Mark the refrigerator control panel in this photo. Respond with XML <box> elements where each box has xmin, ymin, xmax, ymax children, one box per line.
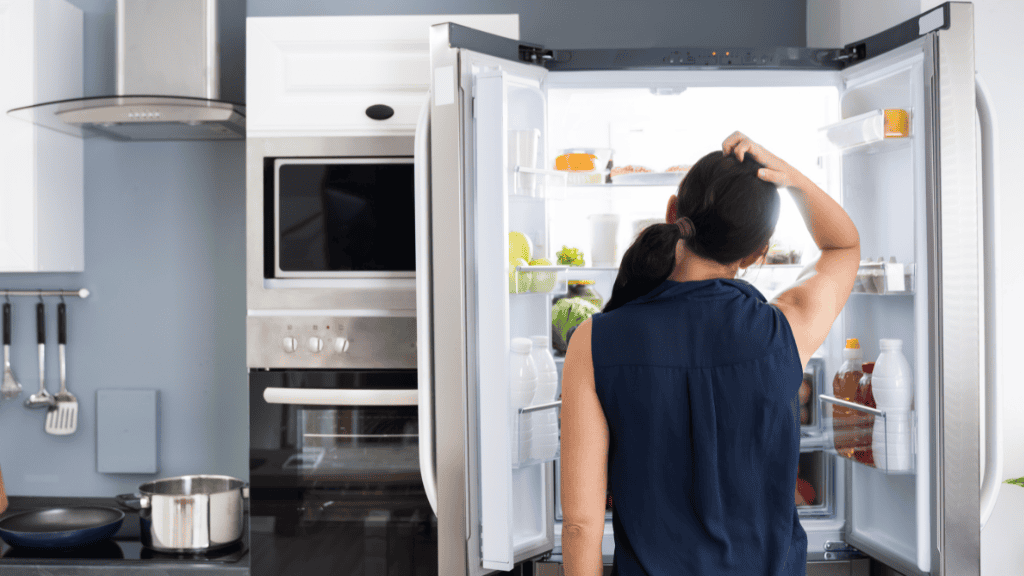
<box><xmin>246</xmin><ymin>315</ymin><xmax>416</xmax><ymax>370</ymax></box>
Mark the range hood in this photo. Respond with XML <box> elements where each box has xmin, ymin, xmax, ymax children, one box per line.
<box><xmin>8</xmin><ymin>0</ymin><xmax>244</xmax><ymax>141</ymax></box>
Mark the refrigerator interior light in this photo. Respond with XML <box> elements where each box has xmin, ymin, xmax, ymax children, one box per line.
<box><xmin>820</xmin><ymin>109</ymin><xmax>910</xmax><ymax>149</ymax></box>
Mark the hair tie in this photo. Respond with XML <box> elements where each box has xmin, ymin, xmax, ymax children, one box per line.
<box><xmin>675</xmin><ymin>217</ymin><xmax>696</xmax><ymax>239</ymax></box>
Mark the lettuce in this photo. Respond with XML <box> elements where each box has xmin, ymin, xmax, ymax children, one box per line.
<box><xmin>552</xmin><ymin>297</ymin><xmax>600</xmax><ymax>347</ymax></box>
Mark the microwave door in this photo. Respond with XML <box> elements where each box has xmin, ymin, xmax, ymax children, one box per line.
<box><xmin>273</xmin><ymin>158</ymin><xmax>416</xmax><ymax>279</ymax></box>
<box><xmin>831</xmin><ymin>4</ymin><xmax>980</xmax><ymax>575</ymax></box>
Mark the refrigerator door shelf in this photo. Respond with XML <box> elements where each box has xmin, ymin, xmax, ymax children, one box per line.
<box><xmin>514</xmin><ymin>402</ymin><xmax>561</xmax><ymax>469</ymax></box>
<box><xmin>514</xmin><ymin>166</ymin><xmax>568</xmax><ymax>199</ymax></box>
<box><xmin>819</xmin><ymin>108</ymin><xmax>912</xmax><ymax>151</ymax></box>
<box><xmin>819</xmin><ymin>395</ymin><xmax>916</xmax><ymax>476</ymax></box>
<box><xmin>850</xmin><ymin>261</ymin><xmax>915</xmax><ymax>295</ymax></box>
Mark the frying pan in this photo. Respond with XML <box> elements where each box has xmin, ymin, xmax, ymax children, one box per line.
<box><xmin>0</xmin><ymin>507</ymin><xmax>124</xmax><ymax>548</ymax></box>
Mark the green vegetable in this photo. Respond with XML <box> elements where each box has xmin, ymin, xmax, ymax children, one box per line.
<box><xmin>1006</xmin><ymin>477</ymin><xmax>1024</xmax><ymax>488</ymax></box>
<box><xmin>556</xmin><ymin>245</ymin><xmax>585</xmax><ymax>267</ymax></box>
<box><xmin>552</xmin><ymin>296</ymin><xmax>600</xmax><ymax>343</ymax></box>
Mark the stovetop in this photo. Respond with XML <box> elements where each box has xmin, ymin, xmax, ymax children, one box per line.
<box><xmin>0</xmin><ymin>538</ymin><xmax>248</xmax><ymax>563</ymax></box>
<box><xmin>0</xmin><ymin>497</ymin><xmax>249</xmax><ymax>567</ymax></box>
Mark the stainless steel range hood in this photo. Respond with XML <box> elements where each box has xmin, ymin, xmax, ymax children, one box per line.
<box><xmin>8</xmin><ymin>0</ymin><xmax>244</xmax><ymax>141</ymax></box>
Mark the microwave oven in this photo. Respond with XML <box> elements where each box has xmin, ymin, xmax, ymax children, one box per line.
<box><xmin>246</xmin><ymin>136</ymin><xmax>418</xmax><ymax>316</ymax></box>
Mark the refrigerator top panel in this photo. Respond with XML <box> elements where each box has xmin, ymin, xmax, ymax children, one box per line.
<box><xmin>439</xmin><ymin>2</ymin><xmax>952</xmax><ymax>72</ymax></box>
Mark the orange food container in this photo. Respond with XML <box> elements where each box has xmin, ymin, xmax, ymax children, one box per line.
<box><xmin>555</xmin><ymin>153</ymin><xmax>597</xmax><ymax>171</ymax></box>
<box><xmin>883</xmin><ymin>109</ymin><xmax>910</xmax><ymax>138</ymax></box>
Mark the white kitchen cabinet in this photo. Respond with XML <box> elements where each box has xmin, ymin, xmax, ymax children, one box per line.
<box><xmin>0</xmin><ymin>0</ymin><xmax>84</xmax><ymax>273</ymax></box>
<box><xmin>246</xmin><ymin>14</ymin><xmax>519</xmax><ymax>138</ymax></box>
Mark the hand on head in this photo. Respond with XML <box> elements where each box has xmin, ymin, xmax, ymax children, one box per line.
<box><xmin>722</xmin><ymin>131</ymin><xmax>796</xmax><ymax>188</ymax></box>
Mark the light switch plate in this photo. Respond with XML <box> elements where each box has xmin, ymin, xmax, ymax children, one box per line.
<box><xmin>96</xmin><ymin>389</ymin><xmax>159</xmax><ymax>474</ymax></box>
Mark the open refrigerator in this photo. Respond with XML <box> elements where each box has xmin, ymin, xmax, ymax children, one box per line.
<box><xmin>417</xmin><ymin>3</ymin><xmax>996</xmax><ymax>575</ymax></box>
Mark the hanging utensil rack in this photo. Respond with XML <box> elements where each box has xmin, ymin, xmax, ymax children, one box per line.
<box><xmin>1</xmin><ymin>289</ymin><xmax>89</xmax><ymax>299</ymax></box>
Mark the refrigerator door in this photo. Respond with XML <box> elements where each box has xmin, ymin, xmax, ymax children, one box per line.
<box><xmin>834</xmin><ymin>4</ymin><xmax>978</xmax><ymax>575</ymax></box>
<box><xmin>429</xmin><ymin>24</ymin><xmax>556</xmax><ymax>575</ymax></box>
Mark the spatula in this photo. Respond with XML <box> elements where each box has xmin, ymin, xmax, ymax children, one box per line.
<box><xmin>45</xmin><ymin>302</ymin><xmax>76</xmax><ymax>435</ymax></box>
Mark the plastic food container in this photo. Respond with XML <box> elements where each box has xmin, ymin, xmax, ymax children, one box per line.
<box><xmin>555</xmin><ymin>148</ymin><xmax>613</xmax><ymax>185</ymax></box>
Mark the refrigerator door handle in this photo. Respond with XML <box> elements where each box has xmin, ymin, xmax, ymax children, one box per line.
<box><xmin>415</xmin><ymin>90</ymin><xmax>439</xmax><ymax>516</ymax></box>
<box><xmin>977</xmin><ymin>73</ymin><xmax>1002</xmax><ymax>530</ymax></box>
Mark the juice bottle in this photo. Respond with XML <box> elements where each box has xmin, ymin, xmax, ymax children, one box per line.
<box><xmin>832</xmin><ymin>338</ymin><xmax>863</xmax><ymax>458</ymax></box>
<box><xmin>853</xmin><ymin>362</ymin><xmax>876</xmax><ymax>465</ymax></box>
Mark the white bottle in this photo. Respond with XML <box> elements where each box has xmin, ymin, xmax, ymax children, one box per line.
<box><xmin>530</xmin><ymin>335</ymin><xmax>559</xmax><ymax>461</ymax></box>
<box><xmin>871</xmin><ymin>338</ymin><xmax>913</xmax><ymax>411</ymax></box>
<box><xmin>510</xmin><ymin>337</ymin><xmax>538</xmax><ymax>466</ymax></box>
<box><xmin>871</xmin><ymin>338</ymin><xmax>913</xmax><ymax>471</ymax></box>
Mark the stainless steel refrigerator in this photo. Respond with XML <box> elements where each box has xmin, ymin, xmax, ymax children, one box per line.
<box><xmin>414</xmin><ymin>3</ymin><xmax>996</xmax><ymax>574</ymax></box>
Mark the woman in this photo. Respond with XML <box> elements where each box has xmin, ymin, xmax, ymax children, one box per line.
<box><xmin>560</xmin><ymin>132</ymin><xmax>859</xmax><ymax>576</ymax></box>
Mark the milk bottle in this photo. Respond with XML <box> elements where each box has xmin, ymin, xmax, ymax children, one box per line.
<box><xmin>510</xmin><ymin>338</ymin><xmax>538</xmax><ymax>466</ymax></box>
<box><xmin>530</xmin><ymin>335</ymin><xmax>560</xmax><ymax>461</ymax></box>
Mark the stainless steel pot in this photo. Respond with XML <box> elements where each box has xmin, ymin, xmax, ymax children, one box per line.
<box><xmin>116</xmin><ymin>474</ymin><xmax>246</xmax><ymax>552</ymax></box>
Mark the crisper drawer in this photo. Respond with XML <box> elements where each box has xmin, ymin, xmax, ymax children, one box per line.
<box><xmin>797</xmin><ymin>447</ymin><xmax>836</xmax><ymax>520</ymax></box>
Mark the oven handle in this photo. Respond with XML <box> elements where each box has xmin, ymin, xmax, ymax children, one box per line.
<box><xmin>414</xmin><ymin>90</ymin><xmax>438</xmax><ymax>516</ymax></box>
<box><xmin>262</xmin><ymin>388</ymin><xmax>418</xmax><ymax>406</ymax></box>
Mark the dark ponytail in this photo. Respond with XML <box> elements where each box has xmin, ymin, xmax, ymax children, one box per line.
<box><xmin>602</xmin><ymin>149</ymin><xmax>780</xmax><ymax>313</ymax></box>
<box><xmin>675</xmin><ymin>151</ymin><xmax>780</xmax><ymax>265</ymax></box>
<box><xmin>603</xmin><ymin>223</ymin><xmax>681</xmax><ymax>313</ymax></box>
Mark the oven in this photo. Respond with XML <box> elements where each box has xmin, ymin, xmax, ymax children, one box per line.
<box><xmin>247</xmin><ymin>316</ymin><xmax>436</xmax><ymax>576</ymax></box>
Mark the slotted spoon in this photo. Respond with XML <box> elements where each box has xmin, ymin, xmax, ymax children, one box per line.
<box><xmin>45</xmin><ymin>302</ymin><xmax>76</xmax><ymax>435</ymax></box>
<box><xmin>2</xmin><ymin>303</ymin><xmax>22</xmax><ymax>400</ymax></box>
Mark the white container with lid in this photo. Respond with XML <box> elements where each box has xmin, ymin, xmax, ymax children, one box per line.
<box><xmin>510</xmin><ymin>337</ymin><xmax>538</xmax><ymax>465</ymax></box>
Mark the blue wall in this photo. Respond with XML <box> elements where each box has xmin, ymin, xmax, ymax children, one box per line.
<box><xmin>0</xmin><ymin>0</ymin><xmax>248</xmax><ymax>497</ymax></box>
<box><xmin>0</xmin><ymin>0</ymin><xmax>805</xmax><ymax>497</ymax></box>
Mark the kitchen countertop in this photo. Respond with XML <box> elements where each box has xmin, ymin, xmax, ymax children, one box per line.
<box><xmin>0</xmin><ymin>496</ymin><xmax>250</xmax><ymax>576</ymax></box>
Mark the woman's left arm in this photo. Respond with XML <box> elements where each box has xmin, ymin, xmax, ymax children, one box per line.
<box><xmin>560</xmin><ymin>318</ymin><xmax>609</xmax><ymax>576</ymax></box>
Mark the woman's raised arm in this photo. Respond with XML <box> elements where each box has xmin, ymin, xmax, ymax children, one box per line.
<box><xmin>723</xmin><ymin>131</ymin><xmax>860</xmax><ymax>367</ymax></box>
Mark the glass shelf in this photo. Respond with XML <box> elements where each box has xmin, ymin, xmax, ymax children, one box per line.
<box><xmin>559</xmin><ymin>182</ymin><xmax>679</xmax><ymax>189</ymax></box>
<box><xmin>819</xmin><ymin>394</ymin><xmax>915</xmax><ymax>475</ymax></box>
<box><xmin>513</xmin><ymin>401</ymin><xmax>561</xmax><ymax>469</ymax></box>
<box><xmin>561</xmin><ymin>266</ymin><xmax>618</xmax><ymax>283</ymax></box>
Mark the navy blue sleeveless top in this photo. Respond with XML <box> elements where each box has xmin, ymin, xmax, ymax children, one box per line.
<box><xmin>591</xmin><ymin>279</ymin><xmax>806</xmax><ymax>576</ymax></box>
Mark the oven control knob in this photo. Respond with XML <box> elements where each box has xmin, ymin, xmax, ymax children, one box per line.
<box><xmin>282</xmin><ymin>337</ymin><xmax>298</xmax><ymax>353</ymax></box>
<box><xmin>307</xmin><ymin>337</ymin><xmax>324</xmax><ymax>353</ymax></box>
<box><xmin>333</xmin><ymin>337</ymin><xmax>350</xmax><ymax>353</ymax></box>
